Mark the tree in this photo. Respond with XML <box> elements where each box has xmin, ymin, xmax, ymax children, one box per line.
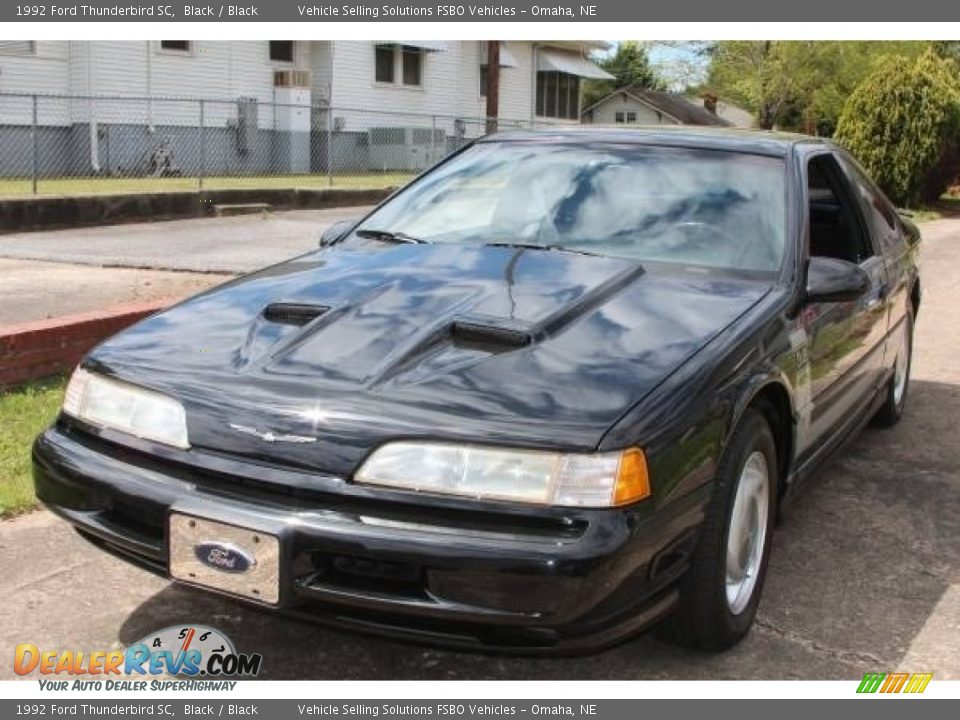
<box><xmin>932</xmin><ymin>41</ymin><xmax>960</xmax><ymax>62</ymax></box>
<box><xmin>582</xmin><ymin>41</ymin><xmax>664</xmax><ymax>110</ymax></box>
<box><xmin>704</xmin><ymin>41</ymin><xmax>928</xmax><ymax>134</ymax></box>
<box><xmin>602</xmin><ymin>41</ymin><xmax>663</xmax><ymax>89</ymax></box>
<box><xmin>705</xmin><ymin>41</ymin><xmax>790</xmax><ymax>129</ymax></box>
<box><xmin>834</xmin><ymin>49</ymin><xmax>960</xmax><ymax>206</ymax></box>
<box><xmin>647</xmin><ymin>41</ymin><xmax>711</xmax><ymax>91</ymax></box>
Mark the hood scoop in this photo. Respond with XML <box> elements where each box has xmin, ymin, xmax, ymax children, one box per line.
<box><xmin>449</xmin><ymin>321</ymin><xmax>532</xmax><ymax>350</ymax></box>
<box><xmin>263</xmin><ymin>303</ymin><xmax>329</xmax><ymax>326</ymax></box>
<box><xmin>232</xmin><ymin>302</ymin><xmax>331</xmax><ymax>372</ymax></box>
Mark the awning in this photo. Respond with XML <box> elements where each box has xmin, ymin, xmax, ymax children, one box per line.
<box><xmin>536</xmin><ymin>49</ymin><xmax>613</xmax><ymax>80</ymax></box>
<box><xmin>389</xmin><ymin>41</ymin><xmax>449</xmax><ymax>53</ymax></box>
<box><xmin>480</xmin><ymin>41</ymin><xmax>520</xmax><ymax>69</ymax></box>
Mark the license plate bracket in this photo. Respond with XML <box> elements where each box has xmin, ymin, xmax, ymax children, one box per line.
<box><xmin>169</xmin><ymin>513</ymin><xmax>280</xmax><ymax>605</ymax></box>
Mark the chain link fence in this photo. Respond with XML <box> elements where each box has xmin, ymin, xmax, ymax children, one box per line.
<box><xmin>0</xmin><ymin>93</ymin><xmax>560</xmax><ymax>197</ymax></box>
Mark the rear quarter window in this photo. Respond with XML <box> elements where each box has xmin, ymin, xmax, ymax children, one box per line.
<box><xmin>837</xmin><ymin>153</ymin><xmax>905</xmax><ymax>254</ymax></box>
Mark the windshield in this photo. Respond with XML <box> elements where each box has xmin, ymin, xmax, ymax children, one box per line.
<box><xmin>352</xmin><ymin>142</ymin><xmax>788</xmax><ymax>273</ymax></box>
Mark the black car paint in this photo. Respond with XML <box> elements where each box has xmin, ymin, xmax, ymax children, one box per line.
<box><xmin>33</xmin><ymin>128</ymin><xmax>920</xmax><ymax>653</ymax></box>
<box><xmin>78</xmin><ymin>245</ymin><xmax>770</xmax><ymax>474</ymax></box>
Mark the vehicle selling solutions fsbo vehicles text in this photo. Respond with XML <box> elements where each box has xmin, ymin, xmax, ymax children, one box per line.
<box><xmin>296</xmin><ymin>5</ymin><xmax>597</xmax><ymax>17</ymax></box>
<box><xmin>296</xmin><ymin>5</ymin><xmax>517</xmax><ymax>17</ymax></box>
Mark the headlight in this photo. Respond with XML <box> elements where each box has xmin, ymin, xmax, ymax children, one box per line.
<box><xmin>62</xmin><ymin>368</ymin><xmax>190</xmax><ymax>449</ymax></box>
<box><xmin>355</xmin><ymin>442</ymin><xmax>650</xmax><ymax>507</ymax></box>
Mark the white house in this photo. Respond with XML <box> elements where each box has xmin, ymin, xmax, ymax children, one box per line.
<box><xmin>0</xmin><ymin>40</ymin><xmax>611</xmax><ymax>177</ymax></box>
<box><xmin>711</xmin><ymin>97</ymin><xmax>754</xmax><ymax>129</ymax></box>
<box><xmin>581</xmin><ymin>86</ymin><xmax>732</xmax><ymax>128</ymax></box>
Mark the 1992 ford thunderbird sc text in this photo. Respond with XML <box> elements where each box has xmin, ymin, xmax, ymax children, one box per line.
<box><xmin>34</xmin><ymin>129</ymin><xmax>920</xmax><ymax>653</ymax></box>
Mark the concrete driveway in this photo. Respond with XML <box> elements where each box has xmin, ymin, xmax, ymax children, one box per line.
<box><xmin>0</xmin><ymin>259</ymin><xmax>226</xmax><ymax>325</ymax></box>
<box><xmin>2</xmin><ymin>218</ymin><xmax>959</xmax><ymax>681</ymax></box>
<box><xmin>0</xmin><ymin>207</ymin><xmax>374</xmax><ymax>274</ymax></box>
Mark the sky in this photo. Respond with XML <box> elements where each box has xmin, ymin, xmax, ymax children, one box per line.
<box><xmin>649</xmin><ymin>43</ymin><xmax>709</xmax><ymax>88</ymax></box>
<box><xmin>601</xmin><ymin>41</ymin><xmax>710</xmax><ymax>91</ymax></box>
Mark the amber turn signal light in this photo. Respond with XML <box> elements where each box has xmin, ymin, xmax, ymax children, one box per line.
<box><xmin>613</xmin><ymin>448</ymin><xmax>651</xmax><ymax>505</ymax></box>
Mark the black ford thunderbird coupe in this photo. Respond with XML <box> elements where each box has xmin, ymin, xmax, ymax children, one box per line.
<box><xmin>34</xmin><ymin>128</ymin><xmax>920</xmax><ymax>653</ymax></box>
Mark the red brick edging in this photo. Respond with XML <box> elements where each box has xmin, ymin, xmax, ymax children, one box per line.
<box><xmin>0</xmin><ymin>299</ymin><xmax>174</xmax><ymax>388</ymax></box>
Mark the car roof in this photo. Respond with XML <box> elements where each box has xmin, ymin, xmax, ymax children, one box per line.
<box><xmin>480</xmin><ymin>126</ymin><xmax>825</xmax><ymax>157</ymax></box>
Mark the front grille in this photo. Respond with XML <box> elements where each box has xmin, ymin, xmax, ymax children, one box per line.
<box><xmin>298</xmin><ymin>551</ymin><xmax>427</xmax><ymax>600</ymax></box>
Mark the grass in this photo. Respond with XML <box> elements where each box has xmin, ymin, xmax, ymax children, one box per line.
<box><xmin>0</xmin><ymin>376</ymin><xmax>66</xmax><ymax>518</ymax></box>
<box><xmin>907</xmin><ymin>207</ymin><xmax>943</xmax><ymax>223</ymax></box>
<box><xmin>901</xmin><ymin>194</ymin><xmax>960</xmax><ymax>223</ymax></box>
<box><xmin>0</xmin><ymin>172</ymin><xmax>415</xmax><ymax>198</ymax></box>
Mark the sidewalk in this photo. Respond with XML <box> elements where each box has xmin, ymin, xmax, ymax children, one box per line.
<box><xmin>0</xmin><ymin>259</ymin><xmax>224</xmax><ymax>327</ymax></box>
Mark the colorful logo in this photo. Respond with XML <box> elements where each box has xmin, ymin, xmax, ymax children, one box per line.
<box><xmin>14</xmin><ymin>625</ymin><xmax>262</xmax><ymax>678</ymax></box>
<box><xmin>857</xmin><ymin>672</ymin><xmax>933</xmax><ymax>694</ymax></box>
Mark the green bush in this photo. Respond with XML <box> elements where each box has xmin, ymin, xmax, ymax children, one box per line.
<box><xmin>834</xmin><ymin>49</ymin><xmax>960</xmax><ymax>207</ymax></box>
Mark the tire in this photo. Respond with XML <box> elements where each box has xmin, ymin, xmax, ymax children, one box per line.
<box><xmin>873</xmin><ymin>308</ymin><xmax>914</xmax><ymax>428</ymax></box>
<box><xmin>661</xmin><ymin>407</ymin><xmax>778</xmax><ymax>651</ymax></box>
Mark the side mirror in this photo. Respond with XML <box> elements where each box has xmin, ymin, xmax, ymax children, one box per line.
<box><xmin>319</xmin><ymin>219</ymin><xmax>356</xmax><ymax>247</ymax></box>
<box><xmin>806</xmin><ymin>256</ymin><xmax>870</xmax><ymax>304</ymax></box>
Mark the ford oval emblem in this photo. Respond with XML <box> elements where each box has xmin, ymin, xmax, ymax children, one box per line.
<box><xmin>194</xmin><ymin>542</ymin><xmax>256</xmax><ymax>574</ymax></box>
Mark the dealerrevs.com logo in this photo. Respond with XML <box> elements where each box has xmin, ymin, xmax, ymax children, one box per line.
<box><xmin>14</xmin><ymin>625</ymin><xmax>262</xmax><ymax>683</ymax></box>
<box><xmin>857</xmin><ymin>672</ymin><xmax>933</xmax><ymax>694</ymax></box>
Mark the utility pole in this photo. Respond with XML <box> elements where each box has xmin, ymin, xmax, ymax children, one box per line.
<box><xmin>485</xmin><ymin>40</ymin><xmax>500</xmax><ymax>134</ymax></box>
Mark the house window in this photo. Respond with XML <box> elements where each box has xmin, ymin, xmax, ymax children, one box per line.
<box><xmin>401</xmin><ymin>45</ymin><xmax>422</xmax><ymax>86</ymax></box>
<box><xmin>160</xmin><ymin>41</ymin><xmax>191</xmax><ymax>53</ymax></box>
<box><xmin>480</xmin><ymin>65</ymin><xmax>488</xmax><ymax>97</ymax></box>
<box><xmin>375</xmin><ymin>44</ymin><xmax>395</xmax><ymax>83</ymax></box>
<box><xmin>536</xmin><ymin>71</ymin><xmax>581</xmax><ymax>120</ymax></box>
<box><xmin>615</xmin><ymin>111</ymin><xmax>625</xmax><ymax>124</ymax></box>
<box><xmin>626</xmin><ymin>112</ymin><xmax>637</xmax><ymax>123</ymax></box>
<box><xmin>375</xmin><ymin>44</ymin><xmax>424</xmax><ymax>87</ymax></box>
<box><xmin>269</xmin><ymin>41</ymin><xmax>294</xmax><ymax>63</ymax></box>
<box><xmin>0</xmin><ymin>41</ymin><xmax>36</xmax><ymax>56</ymax></box>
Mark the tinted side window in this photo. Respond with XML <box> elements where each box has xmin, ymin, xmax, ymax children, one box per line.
<box><xmin>837</xmin><ymin>153</ymin><xmax>904</xmax><ymax>254</ymax></box>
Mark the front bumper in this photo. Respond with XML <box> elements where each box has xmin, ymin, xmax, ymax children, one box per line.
<box><xmin>33</xmin><ymin>422</ymin><xmax>710</xmax><ymax>654</ymax></box>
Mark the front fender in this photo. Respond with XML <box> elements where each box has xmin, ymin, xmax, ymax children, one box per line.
<box><xmin>599</xmin><ymin>294</ymin><xmax>799</xmax><ymax>513</ymax></box>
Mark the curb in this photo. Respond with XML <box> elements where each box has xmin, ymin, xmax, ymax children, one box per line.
<box><xmin>0</xmin><ymin>186</ymin><xmax>393</xmax><ymax>234</ymax></box>
<box><xmin>0</xmin><ymin>299</ymin><xmax>173</xmax><ymax>388</ymax></box>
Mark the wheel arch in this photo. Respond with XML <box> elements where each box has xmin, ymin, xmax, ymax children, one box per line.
<box><xmin>728</xmin><ymin>379</ymin><xmax>795</xmax><ymax>503</ymax></box>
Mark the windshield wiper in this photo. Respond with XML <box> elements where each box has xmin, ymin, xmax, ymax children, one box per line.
<box><xmin>355</xmin><ymin>228</ymin><xmax>429</xmax><ymax>245</ymax></box>
<box><xmin>484</xmin><ymin>241</ymin><xmax>600</xmax><ymax>257</ymax></box>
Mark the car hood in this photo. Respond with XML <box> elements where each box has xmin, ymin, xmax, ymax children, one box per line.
<box><xmin>88</xmin><ymin>242</ymin><xmax>771</xmax><ymax>475</ymax></box>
